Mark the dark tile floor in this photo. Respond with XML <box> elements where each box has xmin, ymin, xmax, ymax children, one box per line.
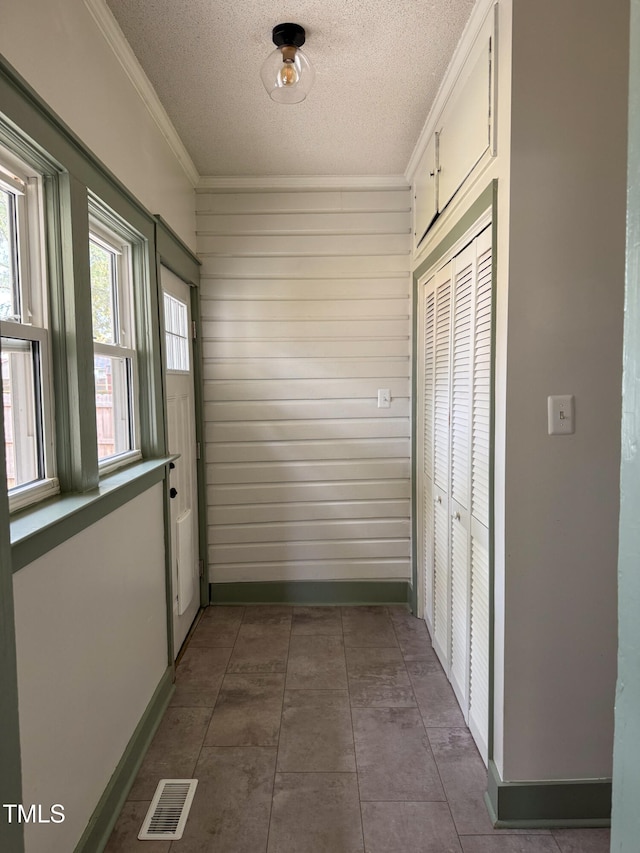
<box><xmin>105</xmin><ymin>605</ymin><xmax>611</xmax><ymax>853</ymax></box>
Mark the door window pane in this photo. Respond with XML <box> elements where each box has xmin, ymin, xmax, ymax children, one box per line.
<box><xmin>163</xmin><ymin>292</ymin><xmax>190</xmax><ymax>372</ymax></box>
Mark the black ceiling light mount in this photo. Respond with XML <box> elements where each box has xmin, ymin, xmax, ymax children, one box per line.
<box><xmin>271</xmin><ymin>22</ymin><xmax>306</xmax><ymax>49</ymax></box>
<box><xmin>260</xmin><ymin>22</ymin><xmax>315</xmax><ymax>104</ymax></box>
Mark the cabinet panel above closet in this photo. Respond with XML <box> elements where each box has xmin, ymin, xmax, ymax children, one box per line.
<box><xmin>413</xmin><ymin>6</ymin><xmax>496</xmax><ymax>251</ymax></box>
<box><xmin>438</xmin><ymin>44</ymin><xmax>492</xmax><ymax>213</ymax></box>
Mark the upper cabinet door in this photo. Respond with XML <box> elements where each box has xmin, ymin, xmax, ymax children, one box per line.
<box><xmin>438</xmin><ymin>42</ymin><xmax>492</xmax><ymax>212</ymax></box>
<box><xmin>414</xmin><ymin>132</ymin><xmax>438</xmax><ymax>250</ymax></box>
<box><xmin>411</xmin><ymin>5</ymin><xmax>496</xmax><ymax>246</ymax></box>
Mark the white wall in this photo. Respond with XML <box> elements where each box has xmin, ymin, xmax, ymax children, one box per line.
<box><xmin>1</xmin><ymin>0</ymin><xmax>196</xmax><ymax>248</ymax></box>
<box><xmin>501</xmin><ymin>0</ymin><xmax>628</xmax><ymax>781</ymax></box>
<box><xmin>197</xmin><ymin>184</ymin><xmax>412</xmax><ymax>586</ymax></box>
<box><xmin>12</xmin><ymin>484</ymin><xmax>167</xmax><ymax>853</ymax></box>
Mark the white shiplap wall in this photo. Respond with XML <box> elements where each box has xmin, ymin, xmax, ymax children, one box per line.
<box><xmin>196</xmin><ymin>184</ymin><xmax>412</xmax><ymax>586</ymax></box>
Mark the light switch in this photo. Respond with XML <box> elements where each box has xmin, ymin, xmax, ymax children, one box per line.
<box><xmin>548</xmin><ymin>395</ymin><xmax>575</xmax><ymax>435</ymax></box>
<box><xmin>377</xmin><ymin>389</ymin><xmax>391</xmax><ymax>409</ymax></box>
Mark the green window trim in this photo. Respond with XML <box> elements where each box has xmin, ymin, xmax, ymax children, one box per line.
<box><xmin>0</xmin><ymin>51</ymin><xmax>202</xmax><ymax>851</ymax></box>
<box><xmin>0</xmin><ymin>57</ymin><xmax>168</xmax><ymax>511</ymax></box>
<box><xmin>10</xmin><ymin>456</ymin><xmax>177</xmax><ymax>573</ymax></box>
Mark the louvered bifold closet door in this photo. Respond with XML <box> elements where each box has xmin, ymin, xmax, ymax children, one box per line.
<box><xmin>420</xmin><ymin>284</ymin><xmax>436</xmax><ymax>632</ymax></box>
<box><xmin>432</xmin><ymin>264</ymin><xmax>452</xmax><ymax>667</ymax></box>
<box><xmin>471</xmin><ymin>230</ymin><xmax>493</xmax><ymax>528</ymax></box>
<box><xmin>449</xmin><ymin>244</ymin><xmax>475</xmax><ymax>717</ymax></box>
<box><xmin>468</xmin><ymin>226</ymin><xmax>493</xmax><ymax>765</ymax></box>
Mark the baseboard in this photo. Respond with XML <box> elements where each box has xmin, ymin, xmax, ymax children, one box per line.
<box><xmin>209</xmin><ymin>580</ymin><xmax>412</xmax><ymax>606</ymax></box>
<box><xmin>73</xmin><ymin>666</ymin><xmax>175</xmax><ymax>853</ymax></box>
<box><xmin>486</xmin><ymin>760</ymin><xmax>611</xmax><ymax>828</ymax></box>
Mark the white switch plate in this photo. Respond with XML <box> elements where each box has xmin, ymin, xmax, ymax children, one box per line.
<box><xmin>377</xmin><ymin>389</ymin><xmax>391</xmax><ymax>409</ymax></box>
<box><xmin>548</xmin><ymin>395</ymin><xmax>575</xmax><ymax>435</ymax></box>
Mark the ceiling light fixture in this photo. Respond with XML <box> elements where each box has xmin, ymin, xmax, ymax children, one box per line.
<box><xmin>260</xmin><ymin>23</ymin><xmax>315</xmax><ymax>104</ymax></box>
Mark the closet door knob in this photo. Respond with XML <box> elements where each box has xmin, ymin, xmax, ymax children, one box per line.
<box><xmin>170</xmin><ymin>487</ymin><xmax>178</xmax><ymax>499</ymax></box>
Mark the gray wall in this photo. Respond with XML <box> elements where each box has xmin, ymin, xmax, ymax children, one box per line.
<box><xmin>501</xmin><ymin>0</ymin><xmax>629</xmax><ymax>780</ymax></box>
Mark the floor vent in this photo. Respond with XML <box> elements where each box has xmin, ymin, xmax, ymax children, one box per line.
<box><xmin>138</xmin><ymin>779</ymin><xmax>198</xmax><ymax>841</ymax></box>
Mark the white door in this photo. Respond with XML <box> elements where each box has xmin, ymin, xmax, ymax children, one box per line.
<box><xmin>449</xmin><ymin>244</ymin><xmax>474</xmax><ymax>717</ymax></box>
<box><xmin>416</xmin><ymin>222</ymin><xmax>493</xmax><ymax>764</ymax></box>
<box><xmin>162</xmin><ymin>266</ymin><xmax>200</xmax><ymax>657</ymax></box>
<box><xmin>432</xmin><ymin>265</ymin><xmax>453</xmax><ymax>669</ymax></box>
<box><xmin>468</xmin><ymin>231</ymin><xmax>493</xmax><ymax>760</ymax></box>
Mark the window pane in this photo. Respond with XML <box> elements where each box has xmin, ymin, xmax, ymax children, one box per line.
<box><xmin>2</xmin><ymin>337</ymin><xmax>42</xmax><ymax>489</ymax></box>
<box><xmin>0</xmin><ymin>189</ymin><xmax>20</xmax><ymax>322</ymax></box>
<box><xmin>90</xmin><ymin>240</ymin><xmax>117</xmax><ymax>344</ymax></box>
<box><xmin>163</xmin><ymin>292</ymin><xmax>190</xmax><ymax>371</ymax></box>
<box><xmin>95</xmin><ymin>354</ymin><xmax>133</xmax><ymax>460</ymax></box>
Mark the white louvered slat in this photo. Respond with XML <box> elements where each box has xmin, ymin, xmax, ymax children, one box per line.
<box><xmin>423</xmin><ymin>481</ymin><xmax>434</xmax><ymax>629</ymax></box>
<box><xmin>421</xmin><ymin>284</ymin><xmax>436</xmax><ymax>628</ymax></box>
<box><xmin>451</xmin><ymin>259</ymin><xmax>473</xmax><ymax>509</ymax></box>
<box><xmin>450</xmin><ymin>511</ymin><xmax>470</xmax><ymax>715</ymax></box>
<box><xmin>472</xmin><ymin>243</ymin><xmax>493</xmax><ymax>526</ymax></box>
<box><xmin>424</xmin><ymin>290</ymin><xmax>435</xmax><ymax>477</ymax></box>
<box><xmin>469</xmin><ymin>532</ymin><xmax>490</xmax><ymax>765</ymax></box>
<box><xmin>434</xmin><ymin>276</ymin><xmax>452</xmax><ymax>490</ymax></box>
<box><xmin>433</xmin><ymin>494</ymin><xmax>449</xmax><ymax>666</ymax></box>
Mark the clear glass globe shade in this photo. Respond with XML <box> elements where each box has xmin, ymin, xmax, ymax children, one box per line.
<box><xmin>260</xmin><ymin>46</ymin><xmax>315</xmax><ymax>104</ymax></box>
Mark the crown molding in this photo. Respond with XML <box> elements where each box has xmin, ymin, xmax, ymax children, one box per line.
<box><xmin>83</xmin><ymin>0</ymin><xmax>199</xmax><ymax>187</ymax></box>
<box><xmin>405</xmin><ymin>0</ymin><xmax>497</xmax><ymax>182</ymax></box>
<box><xmin>197</xmin><ymin>175</ymin><xmax>410</xmax><ymax>192</ymax></box>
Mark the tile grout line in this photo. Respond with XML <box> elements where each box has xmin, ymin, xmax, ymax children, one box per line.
<box><xmin>165</xmin><ymin>608</ymin><xmax>244</xmax><ymax>852</ymax></box>
<box><xmin>264</xmin><ymin>610</ymin><xmax>292</xmax><ymax>853</ymax></box>
<box><xmin>348</xmin><ymin>605</ymin><xmax>368</xmax><ymax>853</ymax></box>
<box><xmin>390</xmin><ymin>607</ymin><xmax>466</xmax><ymax>852</ymax></box>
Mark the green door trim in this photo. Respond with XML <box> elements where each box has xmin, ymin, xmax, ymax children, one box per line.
<box><xmin>155</xmin><ymin>219</ymin><xmax>208</xmax><ymax>624</ymax></box>
<box><xmin>410</xmin><ymin>180</ymin><xmax>498</xmax><ymax>772</ymax></box>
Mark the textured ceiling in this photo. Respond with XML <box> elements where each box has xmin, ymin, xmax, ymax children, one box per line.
<box><xmin>106</xmin><ymin>0</ymin><xmax>475</xmax><ymax>178</ymax></box>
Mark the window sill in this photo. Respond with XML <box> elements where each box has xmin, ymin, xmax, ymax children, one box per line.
<box><xmin>10</xmin><ymin>456</ymin><xmax>177</xmax><ymax>573</ymax></box>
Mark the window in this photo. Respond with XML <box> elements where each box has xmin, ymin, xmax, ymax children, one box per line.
<box><xmin>163</xmin><ymin>292</ymin><xmax>190</xmax><ymax>373</ymax></box>
<box><xmin>1</xmin><ymin>147</ymin><xmax>56</xmax><ymax>510</ymax></box>
<box><xmin>89</xmin><ymin>220</ymin><xmax>139</xmax><ymax>470</ymax></box>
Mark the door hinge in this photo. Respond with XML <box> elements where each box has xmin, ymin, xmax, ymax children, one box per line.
<box><xmin>196</xmin><ymin>441</ymin><xmax>201</xmax><ymax>460</ymax></box>
<box><xmin>198</xmin><ymin>559</ymin><xmax>204</xmax><ymax>578</ymax></box>
<box><xmin>192</xmin><ymin>320</ymin><xmax>197</xmax><ymax>340</ymax></box>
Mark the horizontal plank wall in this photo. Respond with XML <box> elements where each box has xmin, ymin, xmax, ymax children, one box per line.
<box><xmin>196</xmin><ymin>184</ymin><xmax>412</xmax><ymax>597</ymax></box>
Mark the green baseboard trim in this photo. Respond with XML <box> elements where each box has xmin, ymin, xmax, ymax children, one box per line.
<box><xmin>486</xmin><ymin>760</ymin><xmax>611</xmax><ymax>828</ymax></box>
<box><xmin>209</xmin><ymin>580</ymin><xmax>411</xmax><ymax>606</ymax></box>
<box><xmin>73</xmin><ymin>666</ymin><xmax>174</xmax><ymax>853</ymax></box>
